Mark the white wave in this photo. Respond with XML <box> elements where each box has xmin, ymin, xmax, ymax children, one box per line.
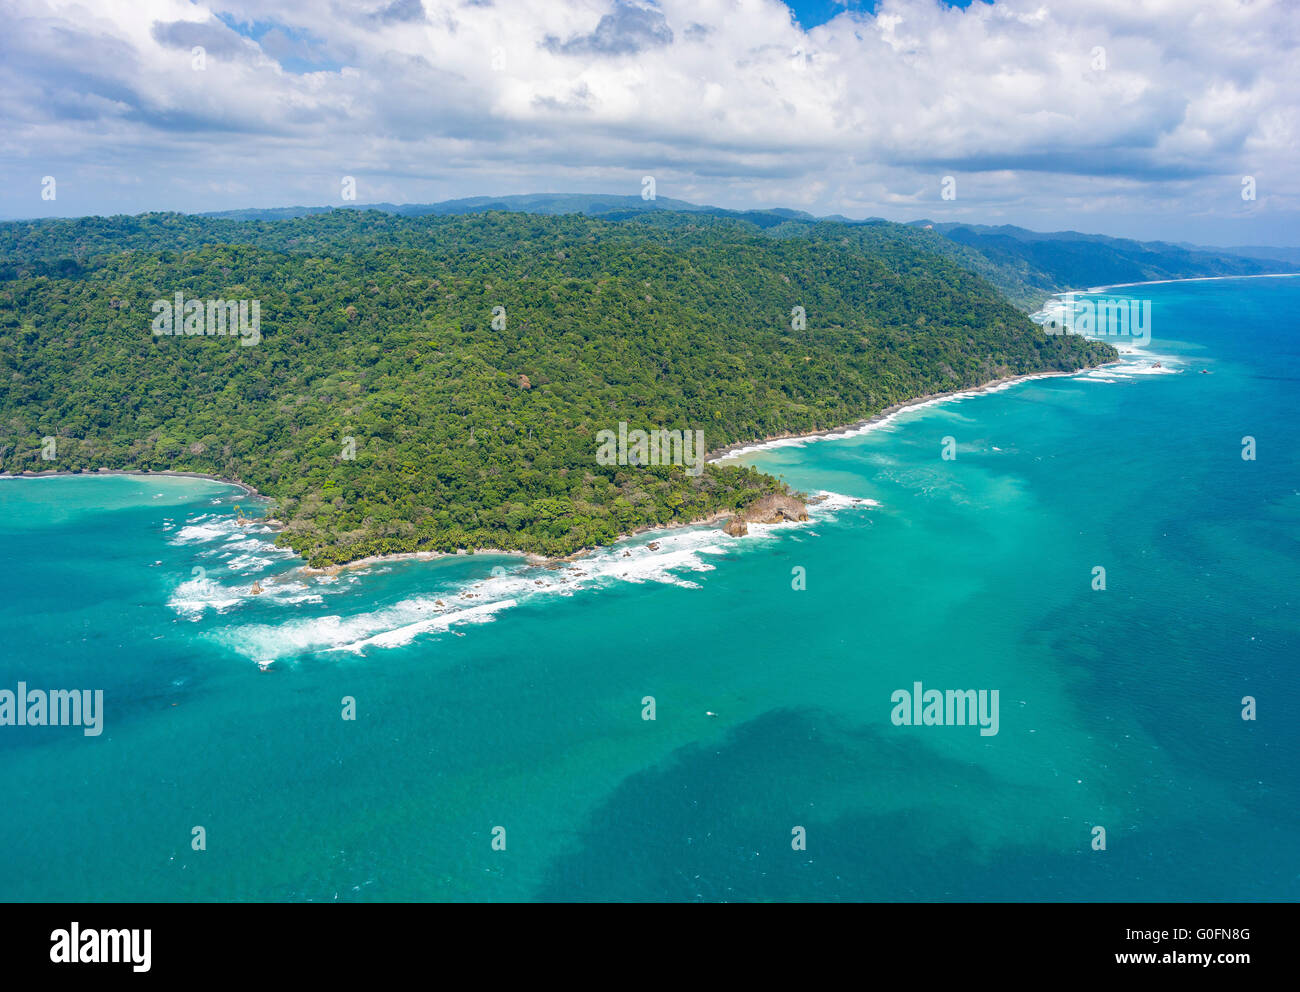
<box><xmin>1081</xmin><ymin>272</ymin><xmax>1300</xmax><ymax>293</ymax></box>
<box><xmin>1032</xmin><ymin>291</ymin><xmax>1188</xmax><ymax>384</ymax></box>
<box><xmin>808</xmin><ymin>491</ymin><xmax>880</xmax><ymax>513</ymax></box>
<box><xmin>170</xmin><ymin>573</ymin><xmax>326</xmax><ymax>620</ymax></box>
<box><xmin>226</xmin><ymin>553</ymin><xmax>276</xmax><ymax>573</ymax></box>
<box><xmin>169</xmin><ymin>575</ymin><xmax>245</xmax><ymax>620</ymax></box>
<box><xmin>712</xmin><ymin>377</ymin><xmax>1070</xmax><ymax>462</ymax></box>
<box><xmin>212</xmin><ymin>490</ymin><xmax>878</xmax><ymax>660</ymax></box>
<box><xmin>219</xmin><ymin>594</ymin><xmax>514</xmax><ymax>660</ymax></box>
<box><xmin>169</xmin><ymin>512</ymin><xmax>282</xmax><ymax>547</ymax></box>
<box><xmin>1095</xmin><ymin>338</ymin><xmax>1183</xmax><ymax>378</ymax></box>
<box><xmin>333</xmin><ymin>599</ymin><xmax>518</xmax><ymax>653</ymax></box>
<box><xmin>170</xmin><ymin>520</ymin><xmax>232</xmax><ymax>545</ymax></box>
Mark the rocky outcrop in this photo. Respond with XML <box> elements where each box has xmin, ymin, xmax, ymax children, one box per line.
<box><xmin>721</xmin><ymin>493</ymin><xmax>807</xmax><ymax>537</ymax></box>
<box><xmin>249</xmin><ymin>580</ymin><xmax>264</xmax><ymax>595</ymax></box>
<box><xmin>740</xmin><ymin>493</ymin><xmax>809</xmax><ymax>524</ymax></box>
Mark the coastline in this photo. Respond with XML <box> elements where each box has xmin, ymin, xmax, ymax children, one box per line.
<box><xmin>1076</xmin><ymin>271</ymin><xmax>1300</xmax><ymax>294</ymax></box>
<box><xmin>298</xmin><ymin>547</ymin><xmax>543</xmax><ymax>576</ymax></box>
<box><xmin>3</xmin><ymin>363</ymin><xmax>1107</xmax><ymax>575</ymax></box>
<box><xmin>707</xmin><ymin>367</ymin><xmax>1088</xmax><ymax>463</ymax></box>
<box><xmin>0</xmin><ymin>467</ymin><xmax>260</xmax><ymax>497</ymax></box>
<box><xmin>302</xmin><ymin>508</ymin><xmax>749</xmax><ymax>575</ymax></box>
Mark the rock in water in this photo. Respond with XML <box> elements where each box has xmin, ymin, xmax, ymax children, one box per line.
<box><xmin>249</xmin><ymin>580</ymin><xmax>264</xmax><ymax>595</ymax></box>
<box><xmin>723</xmin><ymin>517</ymin><xmax>749</xmax><ymax>537</ymax></box>
<box><xmin>741</xmin><ymin>493</ymin><xmax>809</xmax><ymax>524</ymax></box>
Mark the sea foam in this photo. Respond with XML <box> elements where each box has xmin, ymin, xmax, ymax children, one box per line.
<box><xmin>212</xmin><ymin>490</ymin><xmax>873</xmax><ymax>662</ymax></box>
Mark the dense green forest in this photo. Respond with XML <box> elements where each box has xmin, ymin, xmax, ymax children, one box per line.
<box><xmin>6</xmin><ymin>197</ymin><xmax>1291</xmax><ymax>313</ymax></box>
<box><xmin>0</xmin><ymin>211</ymin><xmax>1114</xmax><ymax>565</ymax></box>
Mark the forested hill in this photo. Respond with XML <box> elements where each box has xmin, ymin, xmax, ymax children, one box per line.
<box><xmin>3</xmin><ymin>202</ymin><xmax>1291</xmax><ymax>312</ymax></box>
<box><xmin>0</xmin><ymin>211</ymin><xmax>1114</xmax><ymax>565</ymax></box>
<box><xmin>910</xmin><ymin>222</ymin><xmax>1293</xmax><ymax>308</ymax></box>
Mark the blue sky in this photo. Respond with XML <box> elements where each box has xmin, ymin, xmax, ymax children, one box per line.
<box><xmin>785</xmin><ymin>1</ymin><xmax>979</xmax><ymax>28</ymax></box>
<box><xmin>785</xmin><ymin>1</ymin><xmax>875</xmax><ymax>27</ymax></box>
<box><xmin>1</xmin><ymin>0</ymin><xmax>1295</xmax><ymax>246</ymax></box>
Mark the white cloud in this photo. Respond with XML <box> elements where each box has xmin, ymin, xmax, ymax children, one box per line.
<box><xmin>1</xmin><ymin>0</ymin><xmax>1295</xmax><ymax>243</ymax></box>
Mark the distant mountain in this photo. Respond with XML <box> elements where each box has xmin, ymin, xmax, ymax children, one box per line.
<box><xmin>203</xmin><ymin>193</ymin><xmax>823</xmax><ymax>230</ymax></box>
<box><xmin>200</xmin><ymin>198</ymin><xmax>1299</xmax><ymax>309</ymax></box>
<box><xmin>1204</xmin><ymin>245</ymin><xmax>1300</xmax><ymax>266</ymax></box>
<box><xmin>10</xmin><ymin>194</ymin><xmax>1297</xmax><ymax>313</ymax></box>
<box><xmin>905</xmin><ymin>221</ymin><xmax>1298</xmax><ymax>308</ymax></box>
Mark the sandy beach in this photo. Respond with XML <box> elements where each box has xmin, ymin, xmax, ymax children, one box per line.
<box><xmin>707</xmin><ymin>367</ymin><xmax>1090</xmax><ymax>463</ymax></box>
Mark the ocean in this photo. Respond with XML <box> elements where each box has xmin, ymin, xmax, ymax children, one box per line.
<box><xmin>1</xmin><ymin>275</ymin><xmax>1297</xmax><ymax>901</ymax></box>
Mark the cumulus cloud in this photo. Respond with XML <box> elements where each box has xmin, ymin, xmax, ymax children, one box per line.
<box><xmin>0</xmin><ymin>0</ymin><xmax>1295</xmax><ymax>243</ymax></box>
<box><xmin>151</xmin><ymin>18</ymin><xmax>256</xmax><ymax>58</ymax></box>
<box><xmin>543</xmin><ymin>1</ymin><xmax>674</xmax><ymax>56</ymax></box>
<box><xmin>368</xmin><ymin>0</ymin><xmax>427</xmax><ymax>24</ymax></box>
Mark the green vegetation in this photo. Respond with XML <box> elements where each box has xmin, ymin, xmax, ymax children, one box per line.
<box><xmin>0</xmin><ymin>210</ymin><xmax>1114</xmax><ymax>565</ymax></box>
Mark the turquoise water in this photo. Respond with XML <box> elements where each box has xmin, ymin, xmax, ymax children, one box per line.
<box><xmin>1</xmin><ymin>276</ymin><xmax>1297</xmax><ymax>901</ymax></box>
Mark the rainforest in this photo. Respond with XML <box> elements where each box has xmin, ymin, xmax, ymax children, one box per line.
<box><xmin>0</xmin><ymin>210</ymin><xmax>1115</xmax><ymax>565</ymax></box>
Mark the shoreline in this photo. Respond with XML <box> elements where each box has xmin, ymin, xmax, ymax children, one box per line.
<box><xmin>1075</xmin><ymin>271</ymin><xmax>1300</xmax><ymax>294</ymax></box>
<box><xmin>0</xmin><ymin>468</ymin><xmax>260</xmax><ymax>497</ymax></box>
<box><xmin>303</xmin><ymin>507</ymin><xmax>749</xmax><ymax>575</ymax></box>
<box><xmin>298</xmin><ymin>547</ymin><xmax>544</xmax><ymax>576</ymax></box>
<box><xmin>3</xmin><ymin>363</ymin><xmax>1108</xmax><ymax>575</ymax></box>
<box><xmin>706</xmin><ymin>367</ymin><xmax>1088</xmax><ymax>463</ymax></box>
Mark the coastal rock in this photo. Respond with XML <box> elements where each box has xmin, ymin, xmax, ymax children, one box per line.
<box><xmin>249</xmin><ymin>580</ymin><xmax>264</xmax><ymax>595</ymax></box>
<box><xmin>723</xmin><ymin>517</ymin><xmax>748</xmax><ymax>537</ymax></box>
<box><xmin>647</xmin><ymin>542</ymin><xmax>660</xmax><ymax>551</ymax></box>
<box><xmin>740</xmin><ymin>493</ymin><xmax>809</xmax><ymax>524</ymax></box>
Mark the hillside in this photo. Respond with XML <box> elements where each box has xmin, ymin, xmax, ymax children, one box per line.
<box><xmin>915</xmin><ymin>222</ymin><xmax>1291</xmax><ymax>307</ymax></box>
<box><xmin>0</xmin><ymin>211</ymin><xmax>1114</xmax><ymax>565</ymax></box>
<box><xmin>6</xmin><ymin>198</ymin><xmax>1293</xmax><ymax>313</ymax></box>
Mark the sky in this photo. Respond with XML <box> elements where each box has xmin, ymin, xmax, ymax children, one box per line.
<box><xmin>1</xmin><ymin>0</ymin><xmax>1296</xmax><ymax>246</ymax></box>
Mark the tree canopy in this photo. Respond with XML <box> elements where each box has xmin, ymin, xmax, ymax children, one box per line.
<box><xmin>0</xmin><ymin>210</ymin><xmax>1115</xmax><ymax>565</ymax></box>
